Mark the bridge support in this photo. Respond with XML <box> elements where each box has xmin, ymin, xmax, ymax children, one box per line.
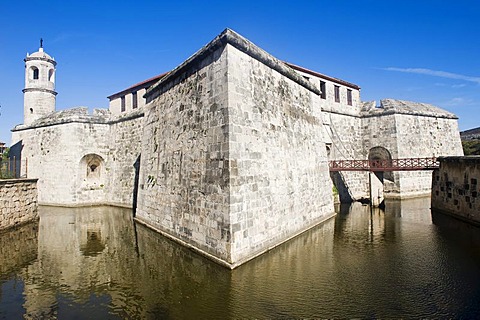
<box><xmin>369</xmin><ymin>172</ymin><xmax>384</xmax><ymax>207</ymax></box>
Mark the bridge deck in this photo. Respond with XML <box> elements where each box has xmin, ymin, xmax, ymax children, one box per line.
<box><xmin>329</xmin><ymin>157</ymin><xmax>439</xmax><ymax>172</ymax></box>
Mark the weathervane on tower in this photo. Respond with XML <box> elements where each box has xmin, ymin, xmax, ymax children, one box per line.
<box><xmin>40</xmin><ymin>38</ymin><xmax>43</xmax><ymax>48</ymax></box>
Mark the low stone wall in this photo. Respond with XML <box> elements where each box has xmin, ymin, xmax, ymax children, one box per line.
<box><xmin>0</xmin><ymin>178</ymin><xmax>38</xmax><ymax>231</ymax></box>
<box><xmin>431</xmin><ymin>156</ymin><xmax>480</xmax><ymax>225</ymax></box>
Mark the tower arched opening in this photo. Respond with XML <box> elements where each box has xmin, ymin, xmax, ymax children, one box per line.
<box><xmin>30</xmin><ymin>66</ymin><xmax>39</xmax><ymax>80</ymax></box>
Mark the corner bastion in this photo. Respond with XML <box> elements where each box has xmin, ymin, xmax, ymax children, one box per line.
<box><xmin>135</xmin><ymin>28</ymin><xmax>335</xmax><ymax>268</ymax></box>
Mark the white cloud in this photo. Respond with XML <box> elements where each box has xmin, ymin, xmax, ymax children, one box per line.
<box><xmin>444</xmin><ymin>97</ymin><xmax>475</xmax><ymax>107</ymax></box>
<box><xmin>382</xmin><ymin>67</ymin><xmax>480</xmax><ymax>85</ymax></box>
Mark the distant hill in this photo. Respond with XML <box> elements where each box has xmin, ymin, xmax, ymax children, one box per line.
<box><xmin>461</xmin><ymin>127</ymin><xmax>480</xmax><ymax>140</ymax></box>
<box><xmin>461</xmin><ymin>127</ymin><xmax>480</xmax><ymax>155</ymax></box>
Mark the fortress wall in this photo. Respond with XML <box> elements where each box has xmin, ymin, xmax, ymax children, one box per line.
<box><xmin>136</xmin><ymin>44</ymin><xmax>232</xmax><ymax>263</ymax></box>
<box><xmin>361</xmin><ymin>113</ymin><xmax>401</xmax><ymax>194</ymax></box>
<box><xmin>0</xmin><ymin>179</ymin><xmax>38</xmax><ymax>231</ymax></box>
<box><xmin>11</xmin><ymin>122</ymin><xmax>110</xmax><ymax>205</ymax></box>
<box><xmin>226</xmin><ymin>44</ymin><xmax>334</xmax><ymax>264</ymax></box>
<box><xmin>394</xmin><ymin>114</ymin><xmax>463</xmax><ymax>197</ymax></box>
<box><xmin>432</xmin><ymin>157</ymin><xmax>480</xmax><ymax>225</ymax></box>
<box><xmin>106</xmin><ymin>114</ymin><xmax>144</xmax><ymax>206</ymax></box>
<box><xmin>327</xmin><ymin>111</ymin><xmax>369</xmax><ymax>200</ymax></box>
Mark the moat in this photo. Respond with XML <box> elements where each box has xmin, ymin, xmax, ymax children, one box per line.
<box><xmin>1</xmin><ymin>198</ymin><xmax>480</xmax><ymax>319</ymax></box>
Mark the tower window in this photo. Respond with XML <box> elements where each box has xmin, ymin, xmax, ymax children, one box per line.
<box><xmin>334</xmin><ymin>85</ymin><xmax>340</xmax><ymax>103</ymax></box>
<box><xmin>347</xmin><ymin>89</ymin><xmax>352</xmax><ymax>106</ymax></box>
<box><xmin>48</xmin><ymin>69</ymin><xmax>54</xmax><ymax>82</ymax></box>
<box><xmin>31</xmin><ymin>67</ymin><xmax>39</xmax><ymax>80</ymax></box>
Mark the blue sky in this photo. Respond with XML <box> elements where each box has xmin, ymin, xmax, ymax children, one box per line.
<box><xmin>1</xmin><ymin>0</ymin><xmax>479</xmax><ymax>144</ymax></box>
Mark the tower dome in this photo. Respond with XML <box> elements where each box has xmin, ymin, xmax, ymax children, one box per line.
<box><xmin>23</xmin><ymin>40</ymin><xmax>57</xmax><ymax>125</ymax></box>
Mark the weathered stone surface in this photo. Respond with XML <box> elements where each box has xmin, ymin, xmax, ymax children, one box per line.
<box><xmin>432</xmin><ymin>156</ymin><xmax>480</xmax><ymax>225</ymax></box>
<box><xmin>0</xmin><ymin>179</ymin><xmax>38</xmax><ymax>231</ymax></box>
<box><xmin>362</xmin><ymin>99</ymin><xmax>458</xmax><ymax>119</ymax></box>
<box><xmin>11</xmin><ymin>109</ymin><xmax>143</xmax><ymax>206</ymax></box>
<box><xmin>361</xmin><ymin>99</ymin><xmax>463</xmax><ymax>198</ymax></box>
<box><xmin>136</xmin><ymin>31</ymin><xmax>335</xmax><ymax>268</ymax></box>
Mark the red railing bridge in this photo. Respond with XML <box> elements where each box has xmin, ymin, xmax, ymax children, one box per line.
<box><xmin>329</xmin><ymin>157</ymin><xmax>439</xmax><ymax>172</ymax></box>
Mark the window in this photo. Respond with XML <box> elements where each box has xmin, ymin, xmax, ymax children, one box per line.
<box><xmin>320</xmin><ymin>81</ymin><xmax>326</xmax><ymax>99</ymax></box>
<box><xmin>347</xmin><ymin>89</ymin><xmax>352</xmax><ymax>106</ymax></box>
<box><xmin>32</xmin><ymin>67</ymin><xmax>39</xmax><ymax>80</ymax></box>
<box><xmin>334</xmin><ymin>85</ymin><xmax>340</xmax><ymax>103</ymax></box>
<box><xmin>48</xmin><ymin>69</ymin><xmax>54</xmax><ymax>82</ymax></box>
<box><xmin>121</xmin><ymin>96</ymin><xmax>126</xmax><ymax>112</ymax></box>
<box><xmin>132</xmin><ymin>92</ymin><xmax>138</xmax><ymax>109</ymax></box>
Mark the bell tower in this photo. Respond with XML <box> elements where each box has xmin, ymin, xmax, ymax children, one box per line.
<box><xmin>23</xmin><ymin>39</ymin><xmax>57</xmax><ymax>125</ymax></box>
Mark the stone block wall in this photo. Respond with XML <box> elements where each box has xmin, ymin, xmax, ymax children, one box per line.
<box><xmin>12</xmin><ymin>122</ymin><xmax>110</xmax><ymax>205</ymax></box>
<box><xmin>361</xmin><ymin>101</ymin><xmax>463</xmax><ymax>199</ymax></box>
<box><xmin>105</xmin><ymin>113</ymin><xmax>144</xmax><ymax>206</ymax></box>
<box><xmin>11</xmin><ymin>108</ymin><xmax>144</xmax><ymax>207</ymax></box>
<box><xmin>137</xmin><ymin>44</ymin><xmax>232</xmax><ymax>263</ymax></box>
<box><xmin>137</xmin><ymin>32</ymin><xmax>336</xmax><ymax>267</ymax></box>
<box><xmin>394</xmin><ymin>114</ymin><xmax>463</xmax><ymax>197</ymax></box>
<box><xmin>227</xmin><ymin>44</ymin><xmax>334</xmax><ymax>264</ymax></box>
<box><xmin>0</xmin><ymin>179</ymin><xmax>38</xmax><ymax>231</ymax></box>
<box><xmin>327</xmin><ymin>112</ymin><xmax>369</xmax><ymax>200</ymax></box>
<box><xmin>432</xmin><ymin>156</ymin><xmax>480</xmax><ymax>225</ymax></box>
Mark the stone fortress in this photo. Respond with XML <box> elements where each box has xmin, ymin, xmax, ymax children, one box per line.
<box><xmin>10</xmin><ymin>29</ymin><xmax>463</xmax><ymax>268</ymax></box>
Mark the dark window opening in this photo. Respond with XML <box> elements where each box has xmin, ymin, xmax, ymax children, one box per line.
<box><xmin>132</xmin><ymin>92</ymin><xmax>138</xmax><ymax>109</ymax></box>
<box><xmin>30</xmin><ymin>108</ymin><xmax>33</xmax><ymax>114</ymax></box>
<box><xmin>32</xmin><ymin>67</ymin><xmax>39</xmax><ymax>80</ymax></box>
<box><xmin>347</xmin><ymin>89</ymin><xmax>352</xmax><ymax>106</ymax></box>
<box><xmin>48</xmin><ymin>69</ymin><xmax>54</xmax><ymax>82</ymax></box>
<box><xmin>334</xmin><ymin>85</ymin><xmax>340</xmax><ymax>103</ymax></box>
<box><xmin>90</xmin><ymin>164</ymin><xmax>98</xmax><ymax>172</ymax></box>
<box><xmin>320</xmin><ymin>81</ymin><xmax>326</xmax><ymax>99</ymax></box>
<box><xmin>121</xmin><ymin>96</ymin><xmax>126</xmax><ymax>112</ymax></box>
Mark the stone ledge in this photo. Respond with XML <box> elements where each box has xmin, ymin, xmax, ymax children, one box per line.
<box><xmin>12</xmin><ymin>107</ymin><xmax>144</xmax><ymax>132</ymax></box>
<box><xmin>0</xmin><ymin>178</ymin><xmax>39</xmax><ymax>185</ymax></box>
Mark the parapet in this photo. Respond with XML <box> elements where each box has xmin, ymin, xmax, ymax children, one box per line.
<box><xmin>12</xmin><ymin>107</ymin><xmax>111</xmax><ymax>131</ymax></box>
<box><xmin>361</xmin><ymin>99</ymin><xmax>458</xmax><ymax>119</ymax></box>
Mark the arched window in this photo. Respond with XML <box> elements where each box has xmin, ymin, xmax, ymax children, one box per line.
<box><xmin>80</xmin><ymin>154</ymin><xmax>105</xmax><ymax>186</ymax></box>
<box><xmin>31</xmin><ymin>67</ymin><xmax>39</xmax><ymax>80</ymax></box>
<box><xmin>48</xmin><ymin>69</ymin><xmax>54</xmax><ymax>82</ymax></box>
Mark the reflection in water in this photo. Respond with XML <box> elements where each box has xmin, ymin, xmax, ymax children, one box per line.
<box><xmin>0</xmin><ymin>199</ymin><xmax>479</xmax><ymax>318</ymax></box>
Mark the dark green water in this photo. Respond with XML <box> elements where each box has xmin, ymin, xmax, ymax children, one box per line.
<box><xmin>1</xmin><ymin>197</ymin><xmax>480</xmax><ymax>319</ymax></box>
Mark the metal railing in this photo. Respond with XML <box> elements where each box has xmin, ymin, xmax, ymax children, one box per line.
<box><xmin>329</xmin><ymin>157</ymin><xmax>439</xmax><ymax>172</ymax></box>
<box><xmin>0</xmin><ymin>157</ymin><xmax>27</xmax><ymax>179</ymax></box>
